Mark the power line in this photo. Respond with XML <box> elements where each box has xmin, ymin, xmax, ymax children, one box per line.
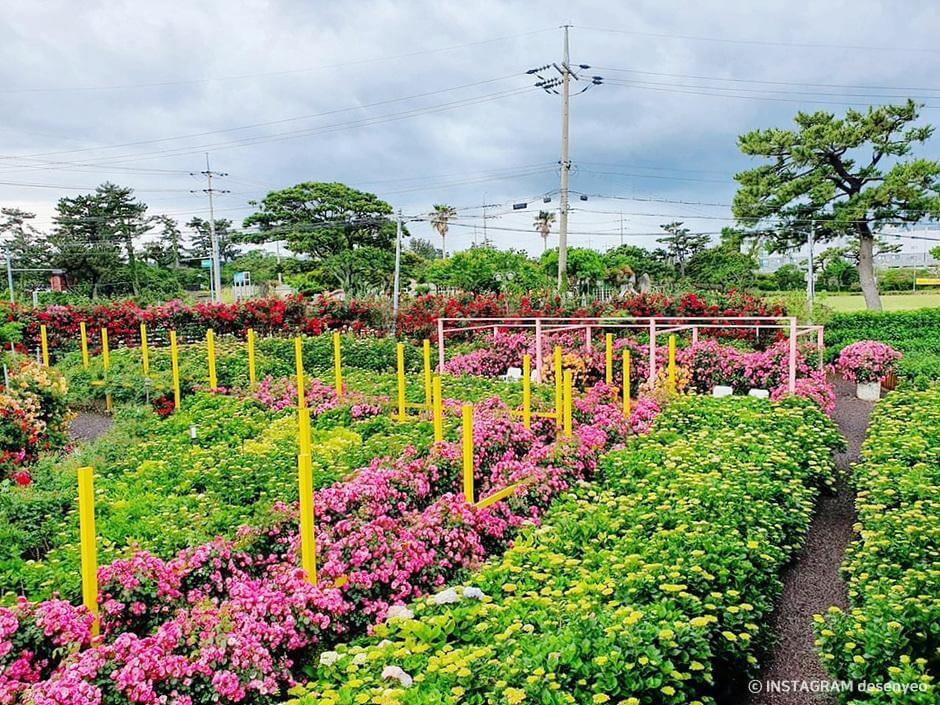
<box><xmin>0</xmin><ymin>28</ymin><xmax>555</xmax><ymax>94</ymax></box>
<box><xmin>579</xmin><ymin>25</ymin><xmax>940</xmax><ymax>55</ymax></box>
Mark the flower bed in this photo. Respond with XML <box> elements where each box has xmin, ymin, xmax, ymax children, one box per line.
<box><xmin>0</xmin><ymin>358</ymin><xmax>70</xmax><ymax>482</ymax></box>
<box><xmin>290</xmin><ymin>396</ymin><xmax>841</xmax><ymax>704</ymax></box>
<box><xmin>0</xmin><ymin>376</ymin><xmax>635</xmax><ymax>704</ymax></box>
<box><xmin>816</xmin><ymin>387</ymin><xmax>939</xmax><ymax>702</ymax></box>
<box><xmin>0</xmin><ymin>392</ymin><xmax>431</xmax><ymax>603</ymax></box>
<box><xmin>9</xmin><ymin>290</ymin><xmax>784</xmax><ymax>358</ymax></box>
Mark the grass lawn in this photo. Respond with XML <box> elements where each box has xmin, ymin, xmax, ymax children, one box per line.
<box><xmin>819</xmin><ymin>291</ymin><xmax>940</xmax><ymax>312</ymax></box>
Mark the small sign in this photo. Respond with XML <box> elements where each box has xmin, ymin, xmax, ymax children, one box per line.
<box><xmin>915</xmin><ymin>278</ymin><xmax>940</xmax><ymax>285</ymax></box>
<box><xmin>201</xmin><ymin>259</ymin><xmax>212</xmax><ymax>269</ymax></box>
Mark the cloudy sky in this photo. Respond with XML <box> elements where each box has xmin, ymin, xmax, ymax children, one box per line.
<box><xmin>2</xmin><ymin>0</ymin><xmax>939</xmax><ymax>256</ymax></box>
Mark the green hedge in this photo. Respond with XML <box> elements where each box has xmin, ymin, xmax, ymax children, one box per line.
<box><xmin>289</xmin><ymin>396</ymin><xmax>842</xmax><ymax>705</ymax></box>
<box><xmin>816</xmin><ymin>388</ymin><xmax>939</xmax><ymax>703</ymax></box>
<box><xmin>825</xmin><ymin>309</ymin><xmax>940</xmax><ymax>389</ymax></box>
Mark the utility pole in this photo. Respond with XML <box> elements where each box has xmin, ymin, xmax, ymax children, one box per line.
<box><xmin>5</xmin><ymin>254</ymin><xmax>13</xmax><ymax>305</ymax></box>
<box><xmin>557</xmin><ymin>25</ymin><xmax>572</xmax><ymax>293</ymax></box>
<box><xmin>528</xmin><ymin>26</ymin><xmax>602</xmax><ymax>294</ymax></box>
<box><xmin>807</xmin><ymin>221</ymin><xmax>816</xmax><ymax>320</ymax></box>
<box><xmin>192</xmin><ymin>154</ymin><xmax>229</xmax><ymax>302</ymax></box>
<box><xmin>392</xmin><ymin>211</ymin><xmax>403</xmax><ymax>335</ymax></box>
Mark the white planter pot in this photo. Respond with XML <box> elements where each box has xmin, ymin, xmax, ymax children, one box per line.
<box><xmin>856</xmin><ymin>381</ymin><xmax>881</xmax><ymax>401</ymax></box>
<box><xmin>712</xmin><ymin>385</ymin><xmax>734</xmax><ymax>398</ymax></box>
<box><xmin>748</xmin><ymin>388</ymin><xmax>770</xmax><ymax>399</ymax></box>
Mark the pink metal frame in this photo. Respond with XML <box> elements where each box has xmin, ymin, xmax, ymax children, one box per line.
<box><xmin>437</xmin><ymin>316</ymin><xmax>825</xmax><ymax>394</ymax></box>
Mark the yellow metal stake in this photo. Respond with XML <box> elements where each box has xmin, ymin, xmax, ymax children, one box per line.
<box><xmin>432</xmin><ymin>375</ymin><xmax>443</xmax><ymax>442</ymax></box>
<box><xmin>623</xmin><ymin>349</ymin><xmax>631</xmax><ymax>418</ymax></box>
<box><xmin>169</xmin><ymin>331</ymin><xmax>181</xmax><ymax>411</ymax></box>
<box><xmin>522</xmin><ymin>354</ymin><xmax>532</xmax><ymax>430</ymax></box>
<box><xmin>294</xmin><ymin>337</ymin><xmax>307</xmax><ymax>411</ymax></box>
<box><xmin>140</xmin><ymin>323</ymin><xmax>149</xmax><ymax>377</ymax></box>
<box><xmin>553</xmin><ymin>345</ymin><xmax>563</xmax><ymax>429</ymax></box>
<box><xmin>40</xmin><ymin>325</ymin><xmax>49</xmax><ymax>367</ymax></box>
<box><xmin>605</xmin><ymin>333</ymin><xmax>613</xmax><ymax>385</ymax></box>
<box><xmin>101</xmin><ymin>329</ymin><xmax>111</xmax><ymax>413</ymax></box>
<box><xmin>422</xmin><ymin>339</ymin><xmax>432</xmax><ymax>412</ymax></box>
<box><xmin>79</xmin><ymin>321</ymin><xmax>90</xmax><ymax>370</ymax></box>
<box><xmin>77</xmin><ymin>466</ymin><xmax>99</xmax><ymax>636</ymax></box>
<box><xmin>668</xmin><ymin>334</ymin><xmax>677</xmax><ymax>391</ymax></box>
<box><xmin>332</xmin><ymin>332</ymin><xmax>343</xmax><ymax>398</ymax></box>
<box><xmin>206</xmin><ymin>329</ymin><xmax>217</xmax><ymax>389</ymax></box>
<box><xmin>462</xmin><ymin>404</ymin><xmax>474</xmax><ymax>503</ymax></box>
<box><xmin>297</xmin><ymin>406</ymin><xmax>317</xmax><ymax>584</ymax></box>
<box><xmin>563</xmin><ymin>370</ymin><xmax>573</xmax><ymax>439</ymax></box>
<box><xmin>395</xmin><ymin>342</ymin><xmax>406</xmax><ymax>421</ymax></box>
<box><xmin>246</xmin><ymin>328</ymin><xmax>256</xmax><ymax>386</ymax></box>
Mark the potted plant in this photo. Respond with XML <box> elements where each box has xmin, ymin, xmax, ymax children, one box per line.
<box><xmin>835</xmin><ymin>340</ymin><xmax>902</xmax><ymax>401</ymax></box>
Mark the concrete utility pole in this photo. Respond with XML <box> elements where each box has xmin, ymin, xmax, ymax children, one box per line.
<box><xmin>528</xmin><ymin>26</ymin><xmax>602</xmax><ymax>294</ymax></box>
<box><xmin>193</xmin><ymin>154</ymin><xmax>229</xmax><ymax>302</ymax></box>
<box><xmin>5</xmin><ymin>254</ymin><xmax>13</xmax><ymax>305</ymax></box>
<box><xmin>807</xmin><ymin>221</ymin><xmax>816</xmax><ymax>319</ymax></box>
<box><xmin>557</xmin><ymin>24</ymin><xmax>572</xmax><ymax>294</ymax></box>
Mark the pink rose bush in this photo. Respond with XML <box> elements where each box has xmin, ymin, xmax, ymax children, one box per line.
<box><xmin>253</xmin><ymin>376</ymin><xmax>339</xmax><ymax>416</ymax></box>
<box><xmin>1</xmin><ymin>385</ymin><xmax>647</xmax><ymax>705</ymax></box>
<box><xmin>835</xmin><ymin>340</ymin><xmax>902</xmax><ymax>383</ymax></box>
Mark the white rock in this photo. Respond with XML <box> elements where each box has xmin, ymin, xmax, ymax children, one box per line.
<box><xmin>712</xmin><ymin>385</ymin><xmax>734</xmax><ymax>398</ymax></box>
<box><xmin>381</xmin><ymin>666</ymin><xmax>414</xmax><ymax>688</ymax></box>
<box><xmin>748</xmin><ymin>388</ymin><xmax>770</xmax><ymax>399</ymax></box>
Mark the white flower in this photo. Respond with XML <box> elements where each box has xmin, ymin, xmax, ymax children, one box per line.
<box><xmin>432</xmin><ymin>587</ymin><xmax>460</xmax><ymax>605</ymax></box>
<box><xmin>352</xmin><ymin>652</ymin><xmax>368</xmax><ymax>665</ymax></box>
<box><xmin>462</xmin><ymin>586</ymin><xmax>486</xmax><ymax>600</ymax></box>
<box><xmin>318</xmin><ymin>650</ymin><xmax>340</xmax><ymax>667</ymax></box>
<box><xmin>378</xmin><ymin>639</ymin><xmax>392</xmax><ymax>648</ymax></box>
<box><xmin>381</xmin><ymin>665</ymin><xmax>414</xmax><ymax>688</ymax></box>
<box><xmin>386</xmin><ymin>605</ymin><xmax>414</xmax><ymax>621</ymax></box>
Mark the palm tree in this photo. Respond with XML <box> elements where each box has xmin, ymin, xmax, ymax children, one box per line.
<box><xmin>430</xmin><ymin>204</ymin><xmax>457</xmax><ymax>258</ymax></box>
<box><xmin>534</xmin><ymin>210</ymin><xmax>555</xmax><ymax>253</ymax></box>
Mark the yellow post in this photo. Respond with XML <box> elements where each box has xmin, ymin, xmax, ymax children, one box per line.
<box><xmin>79</xmin><ymin>321</ymin><xmax>90</xmax><ymax>370</ymax></box>
<box><xmin>332</xmin><ymin>332</ymin><xmax>343</xmax><ymax>398</ymax></box>
<box><xmin>140</xmin><ymin>323</ymin><xmax>149</xmax><ymax>377</ymax></box>
<box><xmin>422</xmin><ymin>339</ymin><xmax>432</xmax><ymax>412</ymax></box>
<box><xmin>668</xmin><ymin>334</ymin><xmax>677</xmax><ymax>390</ymax></box>
<box><xmin>294</xmin><ymin>337</ymin><xmax>307</xmax><ymax>411</ymax></box>
<box><xmin>553</xmin><ymin>345</ymin><xmax>563</xmax><ymax>429</ymax></box>
<box><xmin>396</xmin><ymin>342</ymin><xmax>406</xmax><ymax>421</ymax></box>
<box><xmin>432</xmin><ymin>375</ymin><xmax>443</xmax><ymax>442</ymax></box>
<box><xmin>462</xmin><ymin>404</ymin><xmax>474</xmax><ymax>503</ymax></box>
<box><xmin>605</xmin><ymin>333</ymin><xmax>613</xmax><ymax>385</ymax></box>
<box><xmin>206</xmin><ymin>329</ymin><xmax>217</xmax><ymax>389</ymax></box>
<box><xmin>563</xmin><ymin>370</ymin><xmax>573</xmax><ymax>439</ymax></box>
<box><xmin>40</xmin><ymin>325</ymin><xmax>49</xmax><ymax>367</ymax></box>
<box><xmin>100</xmin><ymin>328</ymin><xmax>110</xmax><ymax>371</ymax></box>
<box><xmin>297</xmin><ymin>406</ymin><xmax>317</xmax><ymax>584</ymax></box>
<box><xmin>101</xmin><ymin>329</ymin><xmax>111</xmax><ymax>413</ymax></box>
<box><xmin>522</xmin><ymin>354</ymin><xmax>532</xmax><ymax>430</ymax></box>
<box><xmin>77</xmin><ymin>466</ymin><xmax>99</xmax><ymax>636</ymax></box>
<box><xmin>246</xmin><ymin>328</ymin><xmax>256</xmax><ymax>386</ymax></box>
<box><xmin>169</xmin><ymin>331</ymin><xmax>181</xmax><ymax>411</ymax></box>
<box><xmin>623</xmin><ymin>349</ymin><xmax>631</xmax><ymax>418</ymax></box>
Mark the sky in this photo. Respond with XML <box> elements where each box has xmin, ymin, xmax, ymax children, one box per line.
<box><xmin>2</xmin><ymin>0</ymin><xmax>940</xmax><ymax>258</ymax></box>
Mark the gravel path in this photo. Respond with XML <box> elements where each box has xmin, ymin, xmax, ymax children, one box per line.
<box><xmin>68</xmin><ymin>411</ymin><xmax>114</xmax><ymax>442</ymax></box>
<box><xmin>732</xmin><ymin>377</ymin><xmax>873</xmax><ymax>705</ymax></box>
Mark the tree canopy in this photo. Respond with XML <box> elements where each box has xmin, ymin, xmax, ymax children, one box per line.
<box><xmin>733</xmin><ymin>101</ymin><xmax>940</xmax><ymax>310</ymax></box>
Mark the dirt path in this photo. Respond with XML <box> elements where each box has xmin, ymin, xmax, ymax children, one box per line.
<box><xmin>734</xmin><ymin>377</ymin><xmax>873</xmax><ymax>704</ymax></box>
<box><xmin>68</xmin><ymin>411</ymin><xmax>114</xmax><ymax>442</ymax></box>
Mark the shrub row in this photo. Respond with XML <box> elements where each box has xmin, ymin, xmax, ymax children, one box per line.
<box><xmin>290</xmin><ymin>396</ymin><xmax>842</xmax><ymax>705</ymax></box>
<box><xmin>825</xmin><ymin>309</ymin><xmax>940</xmax><ymax>389</ymax></box>
<box><xmin>816</xmin><ymin>387</ymin><xmax>939</xmax><ymax>703</ymax></box>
